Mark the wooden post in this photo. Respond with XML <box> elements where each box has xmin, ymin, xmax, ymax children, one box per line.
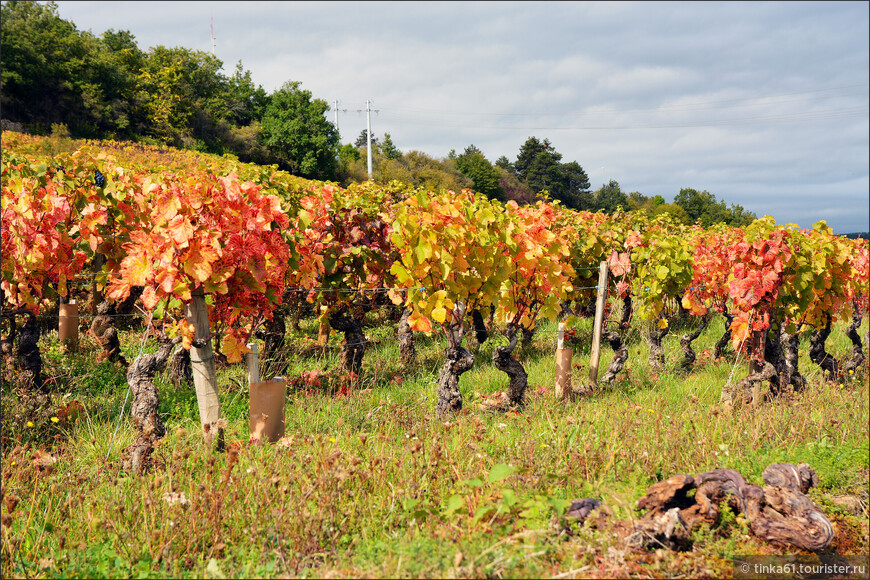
<box><xmin>184</xmin><ymin>288</ymin><xmax>221</xmax><ymax>444</ymax></box>
<box><xmin>246</xmin><ymin>342</ymin><xmax>260</xmax><ymax>385</ymax></box>
<box><xmin>58</xmin><ymin>300</ymin><xmax>79</xmax><ymax>352</ymax></box>
<box><xmin>555</xmin><ymin>321</ymin><xmax>572</xmax><ymax>399</ymax></box>
<box><xmin>588</xmin><ymin>261</ymin><xmax>609</xmax><ymax>386</ymax></box>
<box><xmin>317</xmin><ymin>320</ymin><xmax>331</xmax><ymax>346</ymax></box>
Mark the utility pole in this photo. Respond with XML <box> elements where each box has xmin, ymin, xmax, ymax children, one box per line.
<box><xmin>366</xmin><ymin>99</ymin><xmax>373</xmax><ymax>179</ymax></box>
<box><xmin>334</xmin><ymin>99</ymin><xmax>340</xmax><ymax>165</ymax></box>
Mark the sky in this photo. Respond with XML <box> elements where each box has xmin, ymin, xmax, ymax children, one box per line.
<box><xmin>54</xmin><ymin>1</ymin><xmax>869</xmax><ymax>234</ymax></box>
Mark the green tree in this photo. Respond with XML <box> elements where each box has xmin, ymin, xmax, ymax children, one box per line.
<box><xmin>354</xmin><ymin>129</ymin><xmax>378</xmax><ymax>149</ymax></box>
<box><xmin>454</xmin><ymin>145</ymin><xmax>505</xmax><ymax>201</ymax></box>
<box><xmin>259</xmin><ymin>80</ymin><xmax>340</xmax><ymax>180</ymax></box>
<box><xmin>594</xmin><ymin>180</ymin><xmax>629</xmax><ymax>214</ymax></box>
<box><xmin>0</xmin><ymin>1</ymin><xmax>104</xmax><ymax>133</ymax></box>
<box><xmin>495</xmin><ymin>155</ymin><xmax>515</xmax><ymax>174</ymax></box>
<box><xmin>673</xmin><ymin>187</ymin><xmax>755</xmax><ymax>227</ymax></box>
<box><xmin>381</xmin><ymin>132</ymin><xmax>402</xmax><ymax>160</ymax></box>
<box><xmin>513</xmin><ymin>137</ymin><xmax>590</xmax><ymax>210</ymax></box>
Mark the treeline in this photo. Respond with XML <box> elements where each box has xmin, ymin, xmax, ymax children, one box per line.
<box><xmin>0</xmin><ymin>1</ymin><xmax>755</xmax><ymax>226</ymax></box>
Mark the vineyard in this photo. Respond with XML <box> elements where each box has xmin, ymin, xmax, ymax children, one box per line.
<box><xmin>1</xmin><ymin>131</ymin><xmax>868</xmax><ymax>578</ymax></box>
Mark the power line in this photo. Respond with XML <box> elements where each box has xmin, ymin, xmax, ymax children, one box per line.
<box><xmin>380</xmin><ymin>84</ymin><xmax>870</xmax><ymax>118</ymax></box>
<box><xmin>375</xmin><ymin>105</ymin><xmax>868</xmax><ymax>131</ymax></box>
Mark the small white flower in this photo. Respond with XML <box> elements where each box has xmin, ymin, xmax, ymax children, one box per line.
<box><xmin>162</xmin><ymin>492</ymin><xmax>189</xmax><ymax>507</ymax></box>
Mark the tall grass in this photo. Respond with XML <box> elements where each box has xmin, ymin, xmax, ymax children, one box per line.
<box><xmin>1</xmin><ymin>311</ymin><xmax>867</xmax><ymax>578</ymax></box>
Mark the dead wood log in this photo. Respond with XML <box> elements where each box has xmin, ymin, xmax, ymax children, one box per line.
<box><xmin>762</xmin><ymin>462</ymin><xmax>819</xmax><ymax>494</ymax></box>
<box><xmin>628</xmin><ymin>462</ymin><xmax>833</xmax><ymax>552</ymax></box>
<box><xmin>720</xmin><ymin>359</ymin><xmax>777</xmax><ymax>410</ymax></box>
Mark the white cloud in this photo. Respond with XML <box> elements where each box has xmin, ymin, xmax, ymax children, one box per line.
<box><xmin>51</xmin><ymin>0</ymin><xmax>870</xmax><ymax>233</ymax></box>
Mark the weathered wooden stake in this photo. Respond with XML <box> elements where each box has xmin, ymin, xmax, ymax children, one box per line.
<box><xmin>58</xmin><ymin>300</ymin><xmax>79</xmax><ymax>352</ymax></box>
<box><xmin>184</xmin><ymin>288</ymin><xmax>221</xmax><ymax>444</ymax></box>
<box><xmin>555</xmin><ymin>321</ymin><xmax>572</xmax><ymax>399</ymax></box>
<box><xmin>246</xmin><ymin>342</ymin><xmax>260</xmax><ymax>384</ymax></box>
<box><xmin>588</xmin><ymin>261</ymin><xmax>609</xmax><ymax>386</ymax></box>
<box><xmin>317</xmin><ymin>320</ymin><xmax>331</xmax><ymax>346</ymax></box>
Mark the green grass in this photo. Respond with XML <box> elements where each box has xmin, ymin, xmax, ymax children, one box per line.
<box><xmin>1</xmin><ymin>311</ymin><xmax>868</xmax><ymax>578</ymax></box>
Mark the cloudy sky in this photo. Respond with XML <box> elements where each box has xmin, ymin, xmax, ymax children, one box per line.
<box><xmin>55</xmin><ymin>1</ymin><xmax>869</xmax><ymax>233</ymax></box>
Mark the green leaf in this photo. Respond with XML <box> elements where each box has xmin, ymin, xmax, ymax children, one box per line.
<box><xmin>548</xmin><ymin>498</ymin><xmax>573</xmax><ymax>516</ymax></box>
<box><xmin>444</xmin><ymin>494</ymin><xmax>465</xmax><ymax>516</ymax></box>
<box><xmin>656</xmin><ymin>265</ymin><xmax>669</xmax><ymax>279</ymax></box>
<box><xmin>501</xmin><ymin>488</ymin><xmax>518</xmax><ymax>507</ymax></box>
<box><xmin>487</xmin><ymin>463</ymin><xmax>517</xmax><ymax>484</ymax></box>
<box><xmin>390</xmin><ymin>261</ymin><xmax>410</xmax><ymax>284</ymax></box>
<box><xmin>472</xmin><ymin>505</ymin><xmax>495</xmax><ymax>525</ymax></box>
<box><xmin>460</xmin><ymin>477</ymin><xmax>484</xmax><ymax>488</ymax></box>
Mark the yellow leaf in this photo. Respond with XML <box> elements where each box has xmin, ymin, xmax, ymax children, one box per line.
<box><xmin>431</xmin><ymin>306</ymin><xmax>447</xmax><ymax>324</ymax></box>
<box><xmin>657</xmin><ymin>318</ymin><xmax>669</xmax><ymax>329</ymax></box>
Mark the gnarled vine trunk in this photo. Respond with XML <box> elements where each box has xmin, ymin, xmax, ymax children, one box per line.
<box><xmin>121</xmin><ymin>335</ymin><xmax>181</xmax><ymax>473</ymax></box>
<box><xmin>90</xmin><ymin>299</ymin><xmax>127</xmax><ymax>367</ymax></box>
<box><xmin>397</xmin><ymin>307</ymin><xmax>415</xmax><ymax>367</ymax></box>
<box><xmin>436</xmin><ymin>302</ymin><xmax>471</xmax><ymax>416</ymax></box>
<box><xmin>721</xmin><ymin>357</ymin><xmax>777</xmax><ymax>410</ymax></box>
<box><xmin>436</xmin><ymin>346</ymin><xmax>474</xmax><ymax>416</ymax></box>
<box><xmin>809</xmin><ymin>313</ymin><xmax>838</xmax><ymax>381</ymax></box>
<box><xmin>14</xmin><ymin>310</ymin><xmax>43</xmax><ymax>392</ymax></box>
<box><xmin>329</xmin><ymin>310</ymin><xmax>365</xmax><ymax>375</ymax></box>
<box><xmin>679</xmin><ymin>312</ymin><xmax>711</xmax><ymax>372</ymax></box>
<box><xmin>470</xmin><ymin>309</ymin><xmax>489</xmax><ymax>348</ymax></box>
<box><xmin>842</xmin><ymin>306</ymin><xmax>866</xmax><ymax>374</ymax></box>
<box><xmin>492</xmin><ymin>329</ymin><xmax>527</xmax><ymax>409</ymax></box>
<box><xmin>257</xmin><ymin>307</ymin><xmax>287</xmax><ymax>355</ymax></box>
<box><xmin>648</xmin><ymin>317</ymin><xmax>670</xmax><ymax>370</ymax></box>
<box><xmin>779</xmin><ymin>325</ymin><xmax>806</xmax><ymax>392</ymax></box>
<box><xmin>601</xmin><ymin>330</ymin><xmax>629</xmax><ymax>384</ymax></box>
<box><xmin>714</xmin><ymin>309</ymin><xmax>735</xmax><ymax>359</ymax></box>
<box><xmin>167</xmin><ymin>344</ymin><xmax>193</xmax><ymax>389</ymax></box>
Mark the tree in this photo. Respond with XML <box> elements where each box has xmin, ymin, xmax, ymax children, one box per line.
<box><xmin>495</xmin><ymin>155</ymin><xmax>515</xmax><ymax>174</ymax></box>
<box><xmin>454</xmin><ymin>145</ymin><xmax>505</xmax><ymax>201</ymax></box>
<box><xmin>595</xmin><ymin>180</ymin><xmax>629</xmax><ymax>214</ymax></box>
<box><xmin>381</xmin><ymin>132</ymin><xmax>401</xmax><ymax>160</ymax></box>
<box><xmin>673</xmin><ymin>187</ymin><xmax>756</xmax><ymax>227</ymax></box>
<box><xmin>0</xmin><ymin>1</ymin><xmax>102</xmax><ymax>133</ymax></box>
<box><xmin>354</xmin><ymin>129</ymin><xmax>378</xmax><ymax>149</ymax></box>
<box><xmin>259</xmin><ymin>80</ymin><xmax>340</xmax><ymax>180</ymax></box>
<box><xmin>559</xmin><ymin>161</ymin><xmax>593</xmax><ymax>210</ymax></box>
<box><xmin>513</xmin><ymin>137</ymin><xmax>590</xmax><ymax>210</ymax></box>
